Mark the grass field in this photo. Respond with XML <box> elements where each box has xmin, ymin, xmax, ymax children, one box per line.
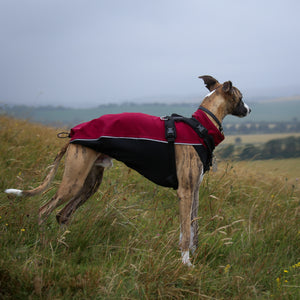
<box><xmin>1</xmin><ymin>116</ymin><xmax>299</xmax><ymax>299</ymax></box>
<box><xmin>233</xmin><ymin>159</ymin><xmax>300</xmax><ymax>185</ymax></box>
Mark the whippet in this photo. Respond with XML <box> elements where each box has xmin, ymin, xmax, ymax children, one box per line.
<box><xmin>5</xmin><ymin>75</ymin><xmax>250</xmax><ymax>266</ymax></box>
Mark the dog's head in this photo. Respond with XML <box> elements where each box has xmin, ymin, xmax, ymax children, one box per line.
<box><xmin>199</xmin><ymin>75</ymin><xmax>251</xmax><ymax>117</ymax></box>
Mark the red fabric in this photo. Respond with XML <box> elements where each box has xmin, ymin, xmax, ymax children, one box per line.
<box><xmin>70</xmin><ymin>110</ymin><xmax>224</xmax><ymax>147</ymax></box>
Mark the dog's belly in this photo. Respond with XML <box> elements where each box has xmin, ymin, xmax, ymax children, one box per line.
<box><xmin>72</xmin><ymin>137</ymin><xmax>210</xmax><ymax>190</ymax></box>
<box><xmin>73</xmin><ymin>137</ymin><xmax>179</xmax><ymax>189</ymax></box>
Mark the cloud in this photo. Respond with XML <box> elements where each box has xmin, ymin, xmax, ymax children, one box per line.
<box><xmin>0</xmin><ymin>0</ymin><xmax>300</xmax><ymax>107</ymax></box>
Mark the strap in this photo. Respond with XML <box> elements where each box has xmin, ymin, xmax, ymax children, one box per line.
<box><xmin>163</xmin><ymin>116</ymin><xmax>178</xmax><ymax>188</ymax></box>
<box><xmin>164</xmin><ymin>117</ymin><xmax>176</xmax><ymax>142</ymax></box>
<box><xmin>163</xmin><ymin>114</ymin><xmax>215</xmax><ymax>168</ymax></box>
<box><xmin>173</xmin><ymin>115</ymin><xmax>215</xmax><ymax>154</ymax></box>
<box><xmin>198</xmin><ymin>106</ymin><xmax>223</xmax><ymax>133</ymax></box>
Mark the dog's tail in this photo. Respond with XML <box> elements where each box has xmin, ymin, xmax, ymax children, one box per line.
<box><xmin>5</xmin><ymin>142</ymin><xmax>69</xmax><ymax>197</ymax></box>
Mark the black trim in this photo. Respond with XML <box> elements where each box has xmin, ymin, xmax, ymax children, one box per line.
<box><xmin>71</xmin><ymin>137</ymin><xmax>179</xmax><ymax>189</ymax></box>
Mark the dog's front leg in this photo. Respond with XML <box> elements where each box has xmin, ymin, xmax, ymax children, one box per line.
<box><xmin>175</xmin><ymin>145</ymin><xmax>203</xmax><ymax>266</ymax></box>
<box><xmin>178</xmin><ymin>187</ymin><xmax>194</xmax><ymax>267</ymax></box>
<box><xmin>190</xmin><ymin>168</ymin><xmax>203</xmax><ymax>254</ymax></box>
<box><xmin>190</xmin><ymin>185</ymin><xmax>199</xmax><ymax>254</ymax></box>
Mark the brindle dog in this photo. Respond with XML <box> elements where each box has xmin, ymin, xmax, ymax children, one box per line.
<box><xmin>5</xmin><ymin>75</ymin><xmax>251</xmax><ymax>266</ymax></box>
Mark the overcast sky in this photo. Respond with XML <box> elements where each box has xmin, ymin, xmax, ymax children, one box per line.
<box><xmin>1</xmin><ymin>0</ymin><xmax>300</xmax><ymax>107</ymax></box>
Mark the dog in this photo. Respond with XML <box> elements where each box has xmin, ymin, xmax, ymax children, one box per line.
<box><xmin>5</xmin><ymin>75</ymin><xmax>250</xmax><ymax>266</ymax></box>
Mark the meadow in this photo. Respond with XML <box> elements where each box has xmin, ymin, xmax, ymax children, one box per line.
<box><xmin>0</xmin><ymin>116</ymin><xmax>299</xmax><ymax>299</ymax></box>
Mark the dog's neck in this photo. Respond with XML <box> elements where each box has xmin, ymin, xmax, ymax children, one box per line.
<box><xmin>200</xmin><ymin>91</ymin><xmax>227</xmax><ymax>132</ymax></box>
<box><xmin>200</xmin><ymin>102</ymin><xmax>226</xmax><ymax>132</ymax></box>
<box><xmin>198</xmin><ymin>106</ymin><xmax>223</xmax><ymax>133</ymax></box>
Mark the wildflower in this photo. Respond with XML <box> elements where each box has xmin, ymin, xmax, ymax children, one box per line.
<box><xmin>290</xmin><ymin>261</ymin><xmax>300</xmax><ymax>269</ymax></box>
<box><xmin>21</xmin><ymin>228</ymin><xmax>25</xmax><ymax>232</ymax></box>
<box><xmin>224</xmin><ymin>264</ymin><xmax>231</xmax><ymax>274</ymax></box>
<box><xmin>276</xmin><ymin>277</ymin><xmax>281</xmax><ymax>287</ymax></box>
<box><xmin>284</xmin><ymin>270</ymin><xmax>288</xmax><ymax>273</ymax></box>
<box><xmin>5</xmin><ymin>223</ymin><xmax>8</xmax><ymax>226</ymax></box>
<box><xmin>293</xmin><ymin>262</ymin><xmax>300</xmax><ymax>268</ymax></box>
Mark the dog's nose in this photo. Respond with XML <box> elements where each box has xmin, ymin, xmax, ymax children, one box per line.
<box><xmin>244</xmin><ymin>103</ymin><xmax>251</xmax><ymax>115</ymax></box>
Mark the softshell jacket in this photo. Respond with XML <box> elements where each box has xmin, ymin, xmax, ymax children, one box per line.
<box><xmin>69</xmin><ymin>109</ymin><xmax>224</xmax><ymax>189</ymax></box>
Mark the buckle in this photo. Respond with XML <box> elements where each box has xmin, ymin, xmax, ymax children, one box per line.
<box><xmin>196</xmin><ymin>124</ymin><xmax>208</xmax><ymax>136</ymax></box>
<box><xmin>160</xmin><ymin>116</ymin><xmax>168</xmax><ymax>121</ymax></box>
<box><xmin>166</xmin><ymin>127</ymin><xmax>176</xmax><ymax>142</ymax></box>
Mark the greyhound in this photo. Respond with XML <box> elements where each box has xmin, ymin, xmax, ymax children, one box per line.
<box><xmin>5</xmin><ymin>75</ymin><xmax>251</xmax><ymax>266</ymax></box>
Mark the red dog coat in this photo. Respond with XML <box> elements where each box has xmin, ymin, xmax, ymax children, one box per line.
<box><xmin>69</xmin><ymin>109</ymin><xmax>224</xmax><ymax>189</ymax></box>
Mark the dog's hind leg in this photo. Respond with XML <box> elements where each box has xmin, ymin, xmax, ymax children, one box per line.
<box><xmin>56</xmin><ymin>164</ymin><xmax>104</xmax><ymax>225</ymax></box>
<box><xmin>38</xmin><ymin>144</ymin><xmax>99</xmax><ymax>224</ymax></box>
<box><xmin>175</xmin><ymin>145</ymin><xmax>203</xmax><ymax>266</ymax></box>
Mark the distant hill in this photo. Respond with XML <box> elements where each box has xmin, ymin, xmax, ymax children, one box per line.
<box><xmin>1</xmin><ymin>98</ymin><xmax>299</xmax><ymax>128</ymax></box>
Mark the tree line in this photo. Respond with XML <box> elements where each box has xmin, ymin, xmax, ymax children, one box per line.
<box><xmin>223</xmin><ymin>120</ymin><xmax>300</xmax><ymax>135</ymax></box>
<box><xmin>217</xmin><ymin>136</ymin><xmax>300</xmax><ymax>160</ymax></box>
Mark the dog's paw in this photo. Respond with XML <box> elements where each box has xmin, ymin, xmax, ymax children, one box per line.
<box><xmin>181</xmin><ymin>251</ymin><xmax>194</xmax><ymax>267</ymax></box>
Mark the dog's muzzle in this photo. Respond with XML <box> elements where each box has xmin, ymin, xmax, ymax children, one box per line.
<box><xmin>244</xmin><ymin>103</ymin><xmax>251</xmax><ymax>115</ymax></box>
<box><xmin>232</xmin><ymin>100</ymin><xmax>251</xmax><ymax>117</ymax></box>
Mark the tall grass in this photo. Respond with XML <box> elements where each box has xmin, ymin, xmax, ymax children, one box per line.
<box><xmin>1</xmin><ymin>116</ymin><xmax>299</xmax><ymax>299</ymax></box>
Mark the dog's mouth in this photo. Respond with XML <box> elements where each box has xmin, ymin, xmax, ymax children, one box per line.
<box><xmin>232</xmin><ymin>100</ymin><xmax>251</xmax><ymax>117</ymax></box>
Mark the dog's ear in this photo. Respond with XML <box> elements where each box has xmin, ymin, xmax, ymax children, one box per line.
<box><xmin>222</xmin><ymin>81</ymin><xmax>233</xmax><ymax>94</ymax></box>
<box><xmin>198</xmin><ymin>75</ymin><xmax>219</xmax><ymax>91</ymax></box>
